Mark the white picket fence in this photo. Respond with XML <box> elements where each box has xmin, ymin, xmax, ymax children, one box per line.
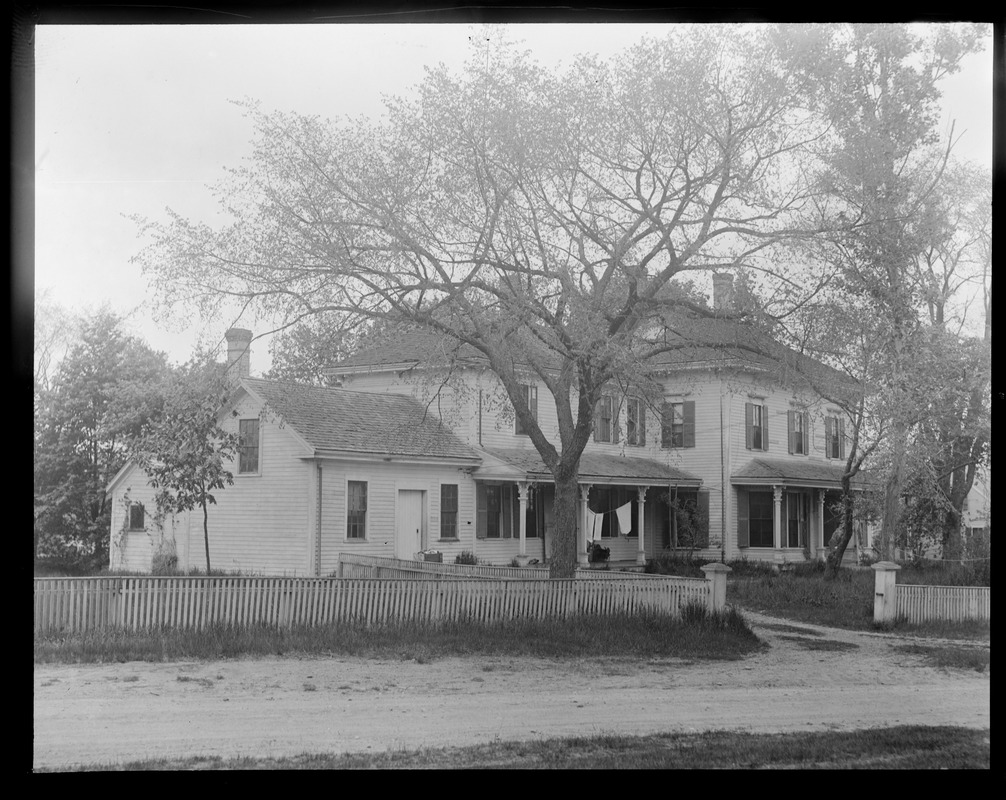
<box><xmin>34</xmin><ymin>572</ymin><xmax>713</xmax><ymax>634</ymax></box>
<box><xmin>895</xmin><ymin>584</ymin><xmax>991</xmax><ymax>624</ymax></box>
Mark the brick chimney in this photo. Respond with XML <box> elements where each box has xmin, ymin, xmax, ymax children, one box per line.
<box><xmin>225</xmin><ymin>328</ymin><xmax>252</xmax><ymax>378</ymax></box>
<box><xmin>712</xmin><ymin>272</ymin><xmax>734</xmax><ymax>314</ymax></box>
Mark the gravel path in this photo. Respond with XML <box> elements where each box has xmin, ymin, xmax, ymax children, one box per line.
<box><xmin>33</xmin><ymin>612</ymin><xmax>990</xmax><ymax>770</ymax></box>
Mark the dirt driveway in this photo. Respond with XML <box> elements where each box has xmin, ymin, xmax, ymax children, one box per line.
<box><xmin>33</xmin><ymin>612</ymin><xmax>990</xmax><ymax>770</ymax></box>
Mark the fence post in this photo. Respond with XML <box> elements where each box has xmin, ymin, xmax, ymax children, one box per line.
<box><xmin>700</xmin><ymin>563</ymin><xmax>731</xmax><ymax>614</ymax></box>
<box><xmin>871</xmin><ymin>561</ymin><xmax>901</xmax><ymax>624</ymax></box>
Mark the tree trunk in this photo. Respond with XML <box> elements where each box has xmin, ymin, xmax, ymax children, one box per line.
<box><xmin>549</xmin><ymin>469</ymin><xmax>580</xmax><ymax>579</ymax></box>
<box><xmin>201</xmin><ymin>493</ymin><xmax>212</xmax><ymax>574</ymax></box>
<box><xmin>825</xmin><ymin>478</ymin><xmax>856</xmax><ymax>579</ymax></box>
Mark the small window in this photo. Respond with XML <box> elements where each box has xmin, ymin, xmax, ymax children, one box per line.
<box><xmin>745</xmin><ymin>403</ymin><xmax>768</xmax><ymax>451</ymax></box>
<box><xmin>825</xmin><ymin>416</ymin><xmax>845</xmax><ymax>459</ymax></box>
<box><xmin>238</xmin><ymin>418</ymin><xmax>260</xmax><ymax>473</ymax></box>
<box><xmin>128</xmin><ymin>503</ymin><xmax>145</xmax><ymax>531</ymax></box>
<box><xmin>661</xmin><ymin>401</ymin><xmax>695</xmax><ymax>449</ymax></box>
<box><xmin>594</xmin><ymin>395</ymin><xmax>617</xmax><ymax>443</ymax></box>
<box><xmin>514</xmin><ymin>385</ymin><xmax>538</xmax><ymax>436</ymax></box>
<box><xmin>625</xmin><ymin>399</ymin><xmax>646</xmax><ymax>447</ymax></box>
<box><xmin>347</xmin><ymin>481</ymin><xmax>367</xmax><ymax>539</ymax></box>
<box><xmin>440</xmin><ymin>484</ymin><xmax>459</xmax><ymax>539</ymax></box>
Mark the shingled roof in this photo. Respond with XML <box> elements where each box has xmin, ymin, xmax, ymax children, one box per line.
<box><xmin>481</xmin><ymin>447</ymin><xmax>701</xmax><ymax>485</ymax></box>
<box><xmin>731</xmin><ymin>458</ymin><xmax>871</xmax><ymax>489</ymax></box>
<box><xmin>242</xmin><ymin>378</ymin><xmax>478</xmax><ymax>462</ymax></box>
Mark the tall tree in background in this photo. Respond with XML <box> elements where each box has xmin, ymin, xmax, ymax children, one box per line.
<box><xmin>776</xmin><ymin>22</ymin><xmax>987</xmax><ymax>563</ymax></box>
<box><xmin>266</xmin><ymin>316</ymin><xmax>389</xmax><ymax>386</ymax></box>
<box><xmin>132</xmin><ymin>27</ymin><xmax>834</xmax><ymax>576</ymax></box>
<box><xmin>130</xmin><ymin>358</ymin><xmax>240</xmax><ymax>573</ymax></box>
<box><xmin>34</xmin><ymin>309</ymin><xmax>171</xmax><ymax>566</ymax></box>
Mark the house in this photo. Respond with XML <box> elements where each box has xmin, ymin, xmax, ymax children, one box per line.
<box><xmin>108</xmin><ymin>277</ymin><xmax>871</xmax><ymax>575</ymax></box>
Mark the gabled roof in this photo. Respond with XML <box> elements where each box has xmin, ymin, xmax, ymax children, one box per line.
<box><xmin>731</xmin><ymin>457</ymin><xmax>871</xmax><ymax>489</ymax></box>
<box><xmin>241</xmin><ymin>378</ymin><xmax>478</xmax><ymax>463</ymax></box>
<box><xmin>332</xmin><ymin>328</ymin><xmax>488</xmax><ymax>373</ymax></box>
<box><xmin>480</xmin><ymin>447</ymin><xmax>701</xmax><ymax>486</ymax></box>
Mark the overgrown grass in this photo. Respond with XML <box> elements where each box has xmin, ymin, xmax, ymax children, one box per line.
<box><xmin>894</xmin><ymin>643</ymin><xmax>990</xmax><ymax>673</ymax></box>
<box><xmin>34</xmin><ymin>606</ymin><xmax>762</xmax><ymax>665</ymax></box>
<box><xmin>38</xmin><ymin>726</ymin><xmax>990</xmax><ymax>770</ymax></box>
<box><xmin>728</xmin><ymin>566</ymin><xmax>990</xmax><ymax>639</ymax></box>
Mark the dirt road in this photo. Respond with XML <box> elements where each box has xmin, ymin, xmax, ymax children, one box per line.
<box><xmin>33</xmin><ymin>613</ymin><xmax>990</xmax><ymax>770</ymax></box>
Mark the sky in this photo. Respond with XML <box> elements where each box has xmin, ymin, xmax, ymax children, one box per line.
<box><xmin>32</xmin><ymin>22</ymin><xmax>995</xmax><ymax>374</ymax></box>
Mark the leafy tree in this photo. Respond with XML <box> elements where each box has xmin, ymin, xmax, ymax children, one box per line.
<box><xmin>266</xmin><ymin>316</ymin><xmax>388</xmax><ymax>386</ymax></box>
<box><xmin>132</xmin><ymin>27</ymin><xmax>845</xmax><ymax>577</ymax></box>
<box><xmin>34</xmin><ymin>308</ymin><xmax>171</xmax><ymax>567</ymax></box>
<box><xmin>130</xmin><ymin>359</ymin><xmax>240</xmax><ymax>573</ymax></box>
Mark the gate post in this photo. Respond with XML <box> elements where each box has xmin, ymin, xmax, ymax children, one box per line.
<box><xmin>700</xmin><ymin>563</ymin><xmax>731</xmax><ymax>614</ymax></box>
<box><xmin>871</xmin><ymin>561</ymin><xmax>901</xmax><ymax>624</ymax></box>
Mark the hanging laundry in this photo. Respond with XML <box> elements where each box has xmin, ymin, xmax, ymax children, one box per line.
<box><xmin>593</xmin><ymin>511</ymin><xmax>605</xmax><ymax>541</ymax></box>
<box><xmin>585</xmin><ymin>509</ymin><xmax>597</xmax><ymax>542</ymax></box>
<box><xmin>615</xmin><ymin>502</ymin><xmax>633</xmax><ymax>535</ymax></box>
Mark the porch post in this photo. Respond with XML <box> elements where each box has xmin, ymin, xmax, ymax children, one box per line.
<box><xmin>773</xmin><ymin>485</ymin><xmax>783</xmax><ymax>558</ymax></box>
<box><xmin>636</xmin><ymin>487</ymin><xmax>648</xmax><ymax>565</ymax></box>
<box><xmin>816</xmin><ymin>489</ymin><xmax>827</xmax><ymax>561</ymax></box>
<box><xmin>578</xmin><ymin>484</ymin><xmax>591</xmax><ymax>566</ymax></box>
<box><xmin>517</xmin><ymin>481</ymin><xmax>528</xmax><ymax>557</ymax></box>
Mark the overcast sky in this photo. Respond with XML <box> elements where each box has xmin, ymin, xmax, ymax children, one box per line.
<box><xmin>33</xmin><ymin>23</ymin><xmax>994</xmax><ymax>373</ymax></box>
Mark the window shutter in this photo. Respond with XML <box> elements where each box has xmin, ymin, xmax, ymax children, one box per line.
<box><xmin>802</xmin><ymin>412</ymin><xmax>809</xmax><ymax>455</ymax></box>
<box><xmin>502</xmin><ymin>484</ymin><xmax>513</xmax><ymax>538</ymax></box>
<box><xmin>638</xmin><ymin>403</ymin><xmax>645</xmax><ymax>445</ymax></box>
<box><xmin>683</xmin><ymin>401</ymin><xmax>695</xmax><ymax>448</ymax></box>
<box><xmin>761</xmin><ymin>405</ymin><xmax>769</xmax><ymax>451</ymax></box>
<box><xmin>695</xmin><ymin>490</ymin><xmax>710</xmax><ymax>548</ymax></box>
<box><xmin>612</xmin><ymin>399</ymin><xmax>620</xmax><ymax>444</ymax></box>
<box><xmin>825</xmin><ymin>417</ymin><xmax>833</xmax><ymax>458</ymax></box>
<box><xmin>530</xmin><ymin>386</ymin><xmax>538</xmax><ymax>422</ymax></box>
<box><xmin>745</xmin><ymin>403</ymin><xmax>754</xmax><ymax>450</ymax></box>
<box><xmin>593</xmin><ymin>399</ymin><xmax>602</xmax><ymax>442</ymax></box>
<box><xmin>476</xmin><ymin>483</ymin><xmax>487</xmax><ymax>539</ymax></box>
<box><xmin>736</xmin><ymin>489</ymin><xmax>750</xmax><ymax>548</ymax></box>
<box><xmin>787</xmin><ymin>410</ymin><xmax>796</xmax><ymax>454</ymax></box>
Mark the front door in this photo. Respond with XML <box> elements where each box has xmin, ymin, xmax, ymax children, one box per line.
<box><xmin>396</xmin><ymin>489</ymin><xmax>425</xmax><ymax>559</ymax></box>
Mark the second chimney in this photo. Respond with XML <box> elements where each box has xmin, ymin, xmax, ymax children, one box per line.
<box><xmin>225</xmin><ymin>328</ymin><xmax>253</xmax><ymax>378</ymax></box>
<box><xmin>712</xmin><ymin>273</ymin><xmax>735</xmax><ymax>314</ymax></box>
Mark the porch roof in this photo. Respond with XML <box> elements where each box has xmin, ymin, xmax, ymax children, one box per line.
<box><xmin>477</xmin><ymin>447</ymin><xmax>701</xmax><ymax>486</ymax></box>
<box><xmin>731</xmin><ymin>458</ymin><xmax>869</xmax><ymax>489</ymax></box>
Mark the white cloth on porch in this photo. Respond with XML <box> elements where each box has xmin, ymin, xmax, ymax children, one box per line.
<box><xmin>615</xmin><ymin>502</ymin><xmax>633</xmax><ymax>535</ymax></box>
<box><xmin>585</xmin><ymin>509</ymin><xmax>598</xmax><ymax>541</ymax></box>
<box><xmin>592</xmin><ymin>511</ymin><xmax>604</xmax><ymax>541</ymax></box>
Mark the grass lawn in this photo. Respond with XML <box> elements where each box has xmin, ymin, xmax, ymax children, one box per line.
<box><xmin>38</xmin><ymin>725</ymin><xmax>990</xmax><ymax>770</ymax></box>
<box><xmin>34</xmin><ymin>606</ymin><xmax>764</xmax><ymax>664</ymax></box>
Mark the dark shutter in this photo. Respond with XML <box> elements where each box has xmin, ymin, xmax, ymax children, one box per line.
<box><xmin>694</xmin><ymin>490</ymin><xmax>710</xmax><ymax>548</ymax></box>
<box><xmin>530</xmin><ymin>386</ymin><xmax>538</xmax><ymax>422</ymax></box>
<box><xmin>476</xmin><ymin>483</ymin><xmax>487</xmax><ymax>539</ymax></box>
<box><xmin>502</xmin><ymin>484</ymin><xmax>513</xmax><ymax>538</ymax></box>
<box><xmin>787</xmin><ymin>410</ymin><xmax>796</xmax><ymax>454</ymax></box>
<box><xmin>825</xmin><ymin>417</ymin><xmax>834</xmax><ymax>458</ymax></box>
<box><xmin>638</xmin><ymin>403</ymin><xmax>645</xmax><ymax>446</ymax></box>
<box><xmin>683</xmin><ymin>400</ymin><xmax>695</xmax><ymax>448</ymax></box>
<box><xmin>802</xmin><ymin>413</ymin><xmax>809</xmax><ymax>455</ymax></box>
<box><xmin>839</xmin><ymin>418</ymin><xmax>846</xmax><ymax>459</ymax></box>
<box><xmin>612</xmin><ymin>398</ymin><xmax>620</xmax><ymax>444</ymax></box>
<box><xmin>761</xmin><ymin>405</ymin><xmax>769</xmax><ymax>451</ymax></box>
<box><xmin>745</xmin><ymin>403</ymin><xmax>754</xmax><ymax>450</ymax></box>
<box><xmin>736</xmin><ymin>488</ymin><xmax>750</xmax><ymax>548</ymax></box>
<box><xmin>593</xmin><ymin>398</ymin><xmax>602</xmax><ymax>442</ymax></box>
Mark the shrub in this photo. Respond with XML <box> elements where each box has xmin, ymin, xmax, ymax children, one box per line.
<box><xmin>454</xmin><ymin>550</ymin><xmax>478</xmax><ymax>566</ymax></box>
<box><xmin>151</xmin><ymin>548</ymin><xmax>179</xmax><ymax>576</ymax></box>
<box><xmin>645</xmin><ymin>554</ymin><xmax>709</xmax><ymax>578</ymax></box>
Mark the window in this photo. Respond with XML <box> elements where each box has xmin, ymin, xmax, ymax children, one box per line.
<box><xmin>238</xmin><ymin>418</ymin><xmax>260</xmax><ymax>473</ymax></box>
<box><xmin>514</xmin><ymin>384</ymin><xmax>538</xmax><ymax>436</ymax></box>
<box><xmin>661</xmin><ymin>401</ymin><xmax>695</xmax><ymax>448</ymax></box>
<box><xmin>788</xmin><ymin>410</ymin><xmax>809</xmax><ymax>455</ymax></box>
<box><xmin>748</xmin><ymin>491</ymin><xmax>775</xmax><ymax>548</ymax></box>
<box><xmin>594</xmin><ymin>395</ymin><xmax>618</xmax><ymax>443</ymax></box>
<box><xmin>745</xmin><ymin>403</ymin><xmax>768</xmax><ymax>451</ymax></box>
<box><xmin>625</xmin><ymin>399</ymin><xmax>646</xmax><ymax>446</ymax></box>
<box><xmin>347</xmin><ymin>481</ymin><xmax>367</xmax><ymax>539</ymax></box>
<box><xmin>825</xmin><ymin>416</ymin><xmax>845</xmax><ymax>460</ymax></box>
<box><xmin>440</xmin><ymin>484</ymin><xmax>459</xmax><ymax>540</ymax></box>
<box><xmin>476</xmin><ymin>483</ymin><xmax>516</xmax><ymax>539</ymax></box>
<box><xmin>128</xmin><ymin>502</ymin><xmax>145</xmax><ymax>530</ymax></box>
<box><xmin>786</xmin><ymin>492</ymin><xmax>808</xmax><ymax>548</ymax></box>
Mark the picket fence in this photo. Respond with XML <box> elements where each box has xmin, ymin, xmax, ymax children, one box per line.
<box><xmin>34</xmin><ymin>573</ymin><xmax>711</xmax><ymax>634</ymax></box>
<box><xmin>896</xmin><ymin>584</ymin><xmax>991</xmax><ymax>624</ymax></box>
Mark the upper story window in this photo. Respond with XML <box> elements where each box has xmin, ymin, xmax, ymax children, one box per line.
<box><xmin>440</xmin><ymin>484</ymin><xmax>459</xmax><ymax>540</ymax></box>
<box><xmin>514</xmin><ymin>384</ymin><xmax>538</xmax><ymax>436</ymax></box>
<box><xmin>661</xmin><ymin>401</ymin><xmax>695</xmax><ymax>449</ymax></box>
<box><xmin>625</xmin><ymin>398</ymin><xmax>646</xmax><ymax>447</ymax></box>
<box><xmin>347</xmin><ymin>480</ymin><xmax>367</xmax><ymax>539</ymax></box>
<box><xmin>128</xmin><ymin>502</ymin><xmax>145</xmax><ymax>531</ymax></box>
<box><xmin>745</xmin><ymin>402</ymin><xmax>768</xmax><ymax>451</ymax></box>
<box><xmin>238</xmin><ymin>418</ymin><xmax>260</xmax><ymax>473</ymax></box>
<box><xmin>594</xmin><ymin>395</ymin><xmax>618</xmax><ymax>443</ymax></box>
<box><xmin>788</xmin><ymin>410</ymin><xmax>809</xmax><ymax>455</ymax></box>
<box><xmin>825</xmin><ymin>415</ymin><xmax>846</xmax><ymax>460</ymax></box>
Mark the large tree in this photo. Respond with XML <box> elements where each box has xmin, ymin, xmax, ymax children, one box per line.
<box><xmin>133</xmin><ymin>27</ymin><xmax>838</xmax><ymax>576</ymax></box>
<box><xmin>34</xmin><ymin>309</ymin><xmax>171</xmax><ymax>567</ymax></box>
